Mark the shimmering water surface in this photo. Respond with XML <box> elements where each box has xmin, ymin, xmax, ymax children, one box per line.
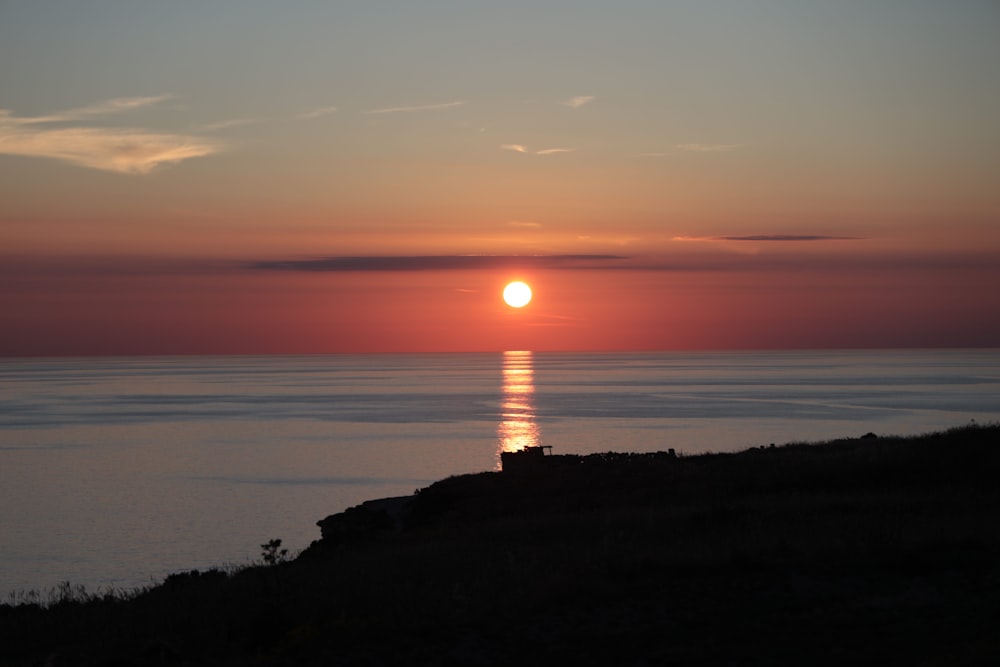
<box><xmin>2</xmin><ymin>350</ymin><xmax>998</xmax><ymax>594</ymax></box>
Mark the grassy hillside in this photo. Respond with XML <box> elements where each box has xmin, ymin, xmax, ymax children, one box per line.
<box><xmin>3</xmin><ymin>424</ymin><xmax>999</xmax><ymax>665</ymax></box>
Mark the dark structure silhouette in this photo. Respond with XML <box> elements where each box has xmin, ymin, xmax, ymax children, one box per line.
<box><xmin>500</xmin><ymin>445</ymin><xmax>552</xmax><ymax>473</ymax></box>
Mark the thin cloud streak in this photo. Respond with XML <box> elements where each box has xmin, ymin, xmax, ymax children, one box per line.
<box><xmin>0</xmin><ymin>96</ymin><xmax>222</xmax><ymax>174</ymax></box>
<box><xmin>9</xmin><ymin>250</ymin><xmax>998</xmax><ymax>280</ymax></box>
<box><xmin>197</xmin><ymin>117</ymin><xmax>260</xmax><ymax>131</ymax></box>
<box><xmin>6</xmin><ymin>95</ymin><xmax>173</xmax><ymax>125</ymax></box>
<box><xmin>296</xmin><ymin>106</ymin><xmax>338</xmax><ymax>120</ymax></box>
<box><xmin>561</xmin><ymin>95</ymin><xmax>595</xmax><ymax>108</ymax></box>
<box><xmin>674</xmin><ymin>235</ymin><xmax>863</xmax><ymax>242</ymax></box>
<box><xmin>722</xmin><ymin>235</ymin><xmax>862</xmax><ymax>242</ymax></box>
<box><xmin>251</xmin><ymin>255</ymin><xmax>627</xmax><ymax>272</ymax></box>
<box><xmin>69</xmin><ymin>95</ymin><xmax>174</xmax><ymax>117</ymax></box>
<box><xmin>676</xmin><ymin>143</ymin><xmax>744</xmax><ymax>152</ymax></box>
<box><xmin>244</xmin><ymin>251</ymin><xmax>1000</xmax><ymax>276</ymax></box>
<box><xmin>363</xmin><ymin>101</ymin><xmax>465</xmax><ymax>115</ymax></box>
<box><xmin>501</xmin><ymin>144</ymin><xmax>576</xmax><ymax>155</ymax></box>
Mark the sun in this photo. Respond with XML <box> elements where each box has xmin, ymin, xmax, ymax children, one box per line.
<box><xmin>503</xmin><ymin>281</ymin><xmax>532</xmax><ymax>308</ymax></box>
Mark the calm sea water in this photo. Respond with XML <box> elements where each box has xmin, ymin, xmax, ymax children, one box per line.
<box><xmin>2</xmin><ymin>350</ymin><xmax>999</xmax><ymax>595</ymax></box>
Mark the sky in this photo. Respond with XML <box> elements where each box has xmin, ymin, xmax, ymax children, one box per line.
<box><xmin>2</xmin><ymin>0</ymin><xmax>999</xmax><ymax>355</ymax></box>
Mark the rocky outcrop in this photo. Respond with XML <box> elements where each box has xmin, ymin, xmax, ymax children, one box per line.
<box><xmin>315</xmin><ymin>495</ymin><xmax>413</xmax><ymax>545</ymax></box>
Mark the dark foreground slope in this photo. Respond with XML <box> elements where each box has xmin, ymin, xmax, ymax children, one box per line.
<box><xmin>3</xmin><ymin>424</ymin><xmax>999</xmax><ymax>666</ymax></box>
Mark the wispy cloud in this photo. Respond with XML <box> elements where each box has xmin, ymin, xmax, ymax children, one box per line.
<box><xmin>561</xmin><ymin>95</ymin><xmax>595</xmax><ymax>108</ymax></box>
<box><xmin>8</xmin><ymin>95</ymin><xmax>174</xmax><ymax>124</ymax></box>
<box><xmin>296</xmin><ymin>106</ymin><xmax>338</xmax><ymax>120</ymax></box>
<box><xmin>197</xmin><ymin>117</ymin><xmax>260</xmax><ymax>131</ymax></box>
<box><xmin>0</xmin><ymin>128</ymin><xmax>221</xmax><ymax>174</ymax></box>
<box><xmin>76</xmin><ymin>95</ymin><xmax>173</xmax><ymax>115</ymax></box>
<box><xmin>721</xmin><ymin>235</ymin><xmax>861</xmax><ymax>241</ymax></box>
<box><xmin>673</xmin><ymin>235</ymin><xmax>861</xmax><ymax>242</ymax></box>
<box><xmin>507</xmin><ymin>220</ymin><xmax>542</xmax><ymax>228</ymax></box>
<box><xmin>676</xmin><ymin>143</ymin><xmax>744</xmax><ymax>153</ymax></box>
<box><xmin>0</xmin><ymin>96</ymin><xmax>222</xmax><ymax>174</ymax></box>
<box><xmin>363</xmin><ymin>101</ymin><xmax>465</xmax><ymax>115</ymax></box>
<box><xmin>501</xmin><ymin>144</ymin><xmax>576</xmax><ymax>155</ymax></box>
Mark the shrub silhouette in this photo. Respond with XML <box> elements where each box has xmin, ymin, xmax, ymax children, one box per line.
<box><xmin>260</xmin><ymin>539</ymin><xmax>289</xmax><ymax>566</ymax></box>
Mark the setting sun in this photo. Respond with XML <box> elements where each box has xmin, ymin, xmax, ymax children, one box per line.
<box><xmin>503</xmin><ymin>281</ymin><xmax>533</xmax><ymax>308</ymax></box>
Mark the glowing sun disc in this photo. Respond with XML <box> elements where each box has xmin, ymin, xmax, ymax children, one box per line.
<box><xmin>503</xmin><ymin>281</ymin><xmax>532</xmax><ymax>308</ymax></box>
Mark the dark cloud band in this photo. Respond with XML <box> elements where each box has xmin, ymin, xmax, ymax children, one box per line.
<box><xmin>719</xmin><ymin>235</ymin><xmax>861</xmax><ymax>242</ymax></box>
<box><xmin>250</xmin><ymin>255</ymin><xmax>627</xmax><ymax>272</ymax></box>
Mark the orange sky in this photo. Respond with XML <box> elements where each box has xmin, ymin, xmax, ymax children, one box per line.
<box><xmin>2</xmin><ymin>2</ymin><xmax>999</xmax><ymax>355</ymax></box>
<box><xmin>3</xmin><ymin>255</ymin><xmax>998</xmax><ymax>355</ymax></box>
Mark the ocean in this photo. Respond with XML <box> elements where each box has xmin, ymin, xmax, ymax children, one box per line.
<box><xmin>2</xmin><ymin>349</ymin><xmax>999</xmax><ymax>596</ymax></box>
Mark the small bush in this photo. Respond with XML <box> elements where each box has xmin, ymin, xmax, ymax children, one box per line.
<box><xmin>260</xmin><ymin>539</ymin><xmax>289</xmax><ymax>566</ymax></box>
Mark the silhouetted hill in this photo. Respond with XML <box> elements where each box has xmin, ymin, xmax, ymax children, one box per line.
<box><xmin>3</xmin><ymin>424</ymin><xmax>999</xmax><ymax>666</ymax></box>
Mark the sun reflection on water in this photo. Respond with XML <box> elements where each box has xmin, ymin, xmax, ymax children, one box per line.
<box><xmin>497</xmin><ymin>350</ymin><xmax>542</xmax><ymax>468</ymax></box>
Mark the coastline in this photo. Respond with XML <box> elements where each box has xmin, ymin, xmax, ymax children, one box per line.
<box><xmin>5</xmin><ymin>348</ymin><xmax>999</xmax><ymax>597</ymax></box>
<box><xmin>3</xmin><ymin>423</ymin><xmax>999</xmax><ymax>665</ymax></box>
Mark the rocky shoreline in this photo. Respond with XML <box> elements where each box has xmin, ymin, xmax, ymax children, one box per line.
<box><xmin>3</xmin><ymin>423</ymin><xmax>999</xmax><ymax>665</ymax></box>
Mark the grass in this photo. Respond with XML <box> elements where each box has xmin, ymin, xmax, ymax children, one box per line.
<box><xmin>2</xmin><ymin>423</ymin><xmax>999</xmax><ymax>665</ymax></box>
